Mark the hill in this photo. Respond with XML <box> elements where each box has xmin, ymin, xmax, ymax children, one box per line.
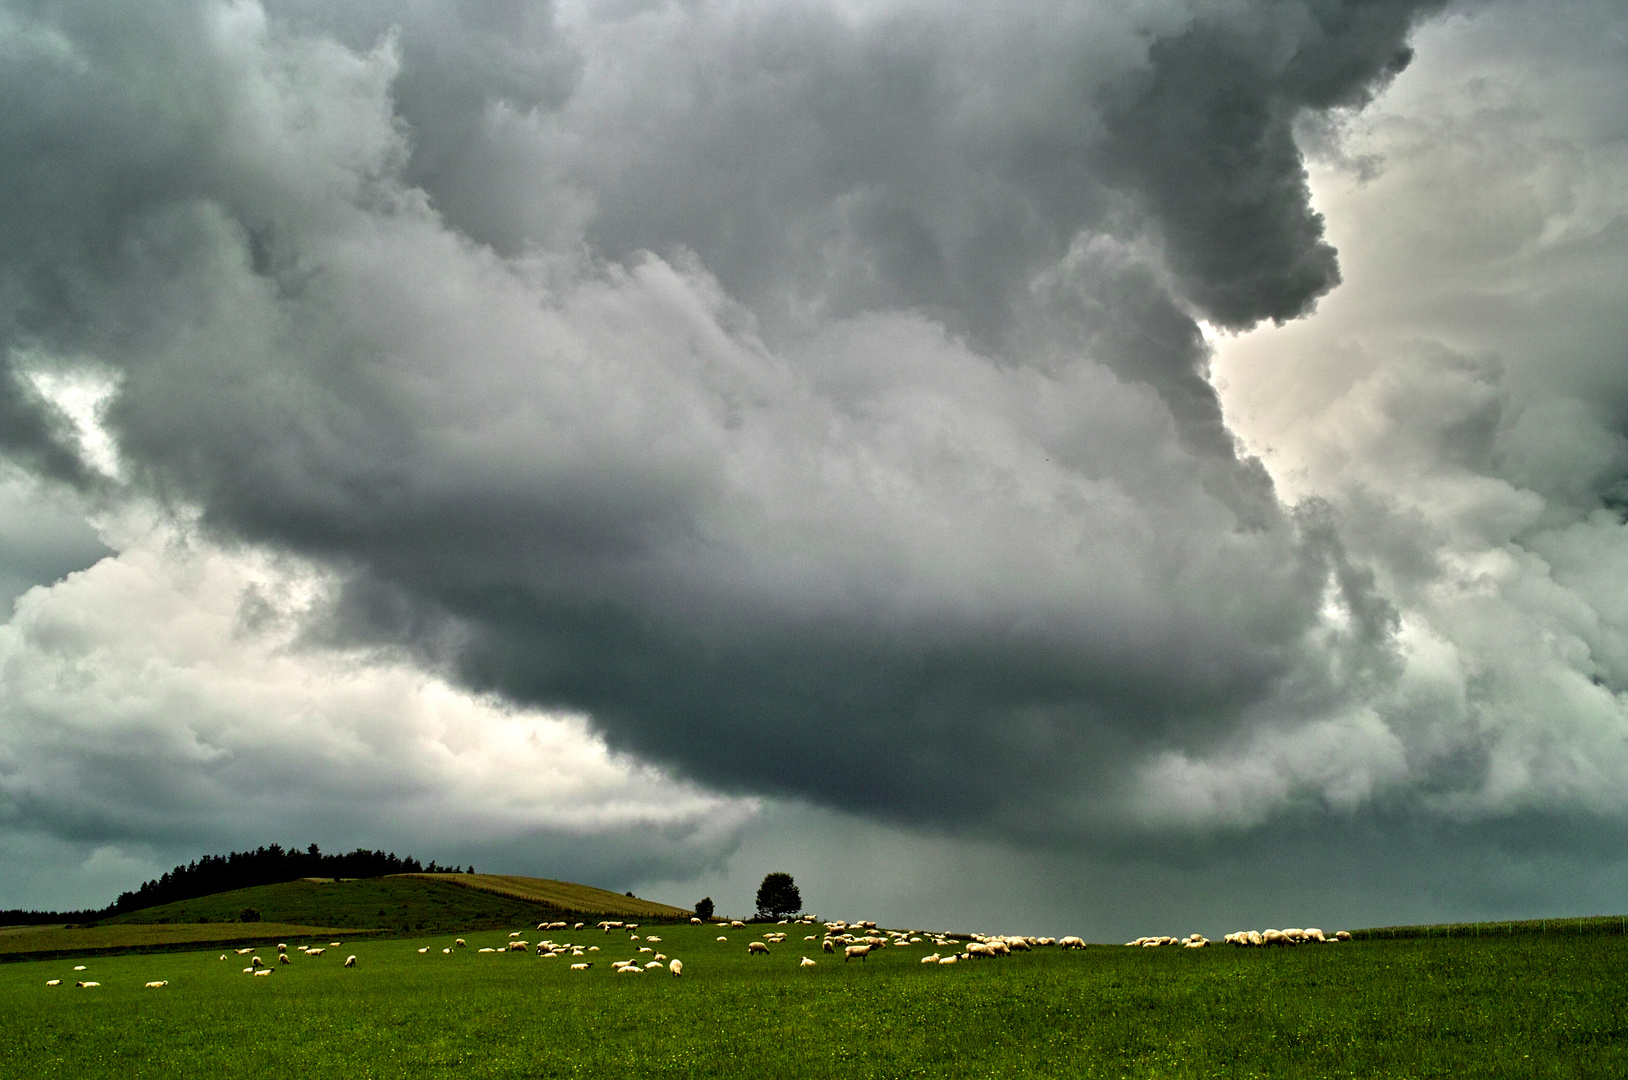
<box><xmin>401</xmin><ymin>874</ymin><xmax>690</xmax><ymax>920</ymax></box>
<box><xmin>103</xmin><ymin>874</ymin><xmax>687</xmax><ymax>932</ymax></box>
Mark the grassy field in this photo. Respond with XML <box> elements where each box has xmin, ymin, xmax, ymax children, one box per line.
<box><xmin>4</xmin><ymin>920</ymin><xmax>1625</xmax><ymax>1078</ymax></box>
<box><xmin>98</xmin><ymin>874</ymin><xmax>675</xmax><ymax>934</ymax></box>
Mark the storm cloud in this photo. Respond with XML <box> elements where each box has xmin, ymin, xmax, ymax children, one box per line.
<box><xmin>1</xmin><ymin>0</ymin><xmax>1626</xmax><ymax>926</ymax></box>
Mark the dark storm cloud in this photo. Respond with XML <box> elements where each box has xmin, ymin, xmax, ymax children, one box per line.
<box><xmin>0</xmin><ymin>0</ymin><xmax>1469</xmax><ymax>852</ymax></box>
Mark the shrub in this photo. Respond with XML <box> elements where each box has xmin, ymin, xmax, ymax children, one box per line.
<box><xmin>239</xmin><ymin>908</ymin><xmax>262</xmax><ymax>923</ymax></box>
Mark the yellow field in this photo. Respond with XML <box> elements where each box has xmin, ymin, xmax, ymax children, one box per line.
<box><xmin>0</xmin><ymin>922</ymin><xmax>382</xmax><ymax>958</ymax></box>
<box><xmin>402</xmin><ymin>873</ymin><xmax>691</xmax><ymax>919</ymax></box>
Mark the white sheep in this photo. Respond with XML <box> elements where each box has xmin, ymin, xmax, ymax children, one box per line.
<box><xmin>844</xmin><ymin>945</ymin><xmax>871</xmax><ymax>962</ymax></box>
<box><xmin>748</xmin><ymin>942</ymin><xmax>770</xmax><ymax>955</ymax></box>
<box><xmin>276</xmin><ymin>943</ymin><xmax>287</xmax><ymax>952</ymax></box>
<box><xmin>937</xmin><ymin>955</ymin><xmax>958</xmax><ymax>965</ymax></box>
<box><xmin>76</xmin><ymin>981</ymin><xmax>100</xmax><ymax>987</ymax></box>
<box><xmin>644</xmin><ymin>960</ymin><xmax>664</xmax><ymax>969</ymax></box>
<box><xmin>730</xmin><ymin>920</ymin><xmax>745</xmax><ymax>928</ymax></box>
<box><xmin>279</xmin><ymin>953</ymin><xmax>291</xmax><ymax>965</ymax></box>
<box><xmin>921</xmin><ymin>954</ymin><xmax>940</xmax><ymax>964</ymax></box>
<box><xmin>46</xmin><ymin>979</ymin><xmax>61</xmax><ymax>986</ymax></box>
<box><xmin>455</xmin><ymin>939</ymin><xmax>466</xmax><ymax>948</ymax></box>
<box><xmin>822</xmin><ymin>939</ymin><xmax>835</xmax><ymax>953</ymax></box>
<box><xmin>691</xmin><ymin>917</ymin><xmax>703</xmax><ymax>924</ymax></box>
<box><xmin>616</xmin><ymin>965</ymin><xmax>644</xmax><ymax>974</ymax></box>
<box><xmin>1059</xmin><ymin>936</ymin><xmax>1086</xmax><ymax>949</ymax></box>
<box><xmin>145</xmin><ymin>981</ymin><xmax>168</xmax><ymax>988</ymax></box>
<box><xmin>800</xmin><ymin>957</ymin><xmax>817</xmax><ymax>967</ymax></box>
<box><xmin>344</xmin><ymin>955</ymin><xmax>357</xmax><ymax>968</ymax></box>
<box><xmin>571</xmin><ymin>962</ymin><xmax>592</xmax><ymax>970</ymax></box>
<box><xmin>253</xmin><ymin>969</ymin><xmax>273</xmax><ymax>977</ymax></box>
<box><xmin>1335</xmin><ymin>931</ymin><xmax>1352</xmax><ymax>941</ymax></box>
<box><xmin>250</xmin><ymin>956</ymin><xmax>265</xmax><ymax>969</ymax></box>
<box><xmin>670</xmin><ymin>959</ymin><xmax>683</xmax><ymax>976</ymax></box>
<box><xmin>717</xmin><ymin>936</ymin><xmax>729</xmax><ymax>942</ymax></box>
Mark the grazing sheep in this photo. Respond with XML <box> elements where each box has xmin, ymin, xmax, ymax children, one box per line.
<box><xmin>921</xmin><ymin>954</ymin><xmax>940</xmax><ymax>964</ymax></box>
<box><xmin>145</xmin><ymin>981</ymin><xmax>168</xmax><ymax>988</ymax></box>
<box><xmin>277</xmin><ymin>943</ymin><xmax>287</xmax><ymax>952</ymax></box>
<box><xmin>307</xmin><ymin>948</ymin><xmax>325</xmax><ymax>956</ymax></box>
<box><xmin>1262</xmin><ymin>929</ymin><xmax>1290</xmax><ymax>947</ymax></box>
<box><xmin>479</xmin><ymin>948</ymin><xmax>496</xmax><ymax>953</ymax></box>
<box><xmin>653</xmin><ymin>953</ymin><xmax>666</xmax><ymax>961</ymax></box>
<box><xmin>938</xmin><ymin>955</ymin><xmax>958</xmax><ymax>965</ymax></box>
<box><xmin>279</xmin><ymin>953</ymin><xmax>291</xmax><ymax>965</ymax></box>
<box><xmin>250</xmin><ymin>956</ymin><xmax>265</xmax><ymax>969</ymax></box>
<box><xmin>575</xmin><ymin>923</ymin><xmax>584</xmax><ymax>930</ymax></box>
<box><xmin>76</xmin><ymin>981</ymin><xmax>100</xmax><ymax>987</ymax></box>
<box><xmin>822</xmin><ymin>939</ymin><xmax>835</xmax><ymax>953</ymax></box>
<box><xmin>644</xmin><ymin>961</ymin><xmax>664</xmax><ymax>969</ymax></box>
<box><xmin>748</xmin><ymin>942</ymin><xmax>770</xmax><ymax>955</ymax></box>
<box><xmin>1059</xmin><ymin>936</ymin><xmax>1086</xmax><ymax>949</ymax></box>
<box><xmin>235</xmin><ymin>948</ymin><xmax>253</xmax><ymax>955</ymax></box>
<box><xmin>844</xmin><ymin>945</ymin><xmax>871</xmax><ymax>962</ymax></box>
<box><xmin>72</xmin><ymin>965</ymin><xmax>86</xmax><ymax>971</ymax></box>
<box><xmin>730</xmin><ymin>920</ymin><xmax>745</xmax><ymax>928</ymax></box>
<box><xmin>253</xmin><ymin>969</ymin><xmax>274</xmax><ymax>977</ymax></box>
<box><xmin>570</xmin><ymin>962</ymin><xmax>592</xmax><ymax>970</ymax></box>
<box><xmin>646</xmin><ymin>936</ymin><xmax>661</xmax><ymax>942</ymax></box>
<box><xmin>46</xmin><ymin>979</ymin><xmax>61</xmax><ymax>986</ymax></box>
<box><xmin>344</xmin><ymin>955</ymin><xmax>357</xmax><ymax>968</ymax></box>
<box><xmin>717</xmin><ymin>936</ymin><xmax>729</xmax><ymax>942</ymax></box>
<box><xmin>330</xmin><ymin>942</ymin><xmax>342</xmax><ymax>947</ymax></box>
<box><xmin>639</xmin><ymin>947</ymin><xmax>653</xmax><ymax>954</ymax></box>
<box><xmin>670</xmin><ymin>959</ymin><xmax>683</xmax><ymax>976</ymax></box>
<box><xmin>616</xmin><ymin>965</ymin><xmax>644</xmax><ymax>974</ymax></box>
<box><xmin>509</xmin><ymin>931</ymin><xmax>521</xmax><ymax>937</ymax></box>
<box><xmin>1247</xmin><ymin>931</ymin><xmax>1265</xmax><ymax>947</ymax></box>
<box><xmin>443</xmin><ymin>948</ymin><xmax>452</xmax><ymax>954</ymax></box>
<box><xmin>243</xmin><ymin>967</ymin><xmax>255</xmax><ymax>973</ymax></box>
<box><xmin>1335</xmin><ymin>931</ymin><xmax>1352</xmax><ymax>941</ymax></box>
<box><xmin>966</xmin><ymin>943</ymin><xmax>995</xmax><ymax>959</ymax></box>
<box><xmin>455</xmin><ymin>939</ymin><xmax>466</xmax><ymax>948</ymax></box>
<box><xmin>1305</xmin><ymin>928</ymin><xmax>1327</xmax><ymax>943</ymax></box>
<box><xmin>220</xmin><ymin>955</ymin><xmax>228</xmax><ymax>960</ymax></box>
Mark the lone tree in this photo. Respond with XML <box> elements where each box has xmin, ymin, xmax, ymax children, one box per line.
<box><xmin>695</xmin><ymin>896</ymin><xmax>715</xmax><ymax>921</ymax></box>
<box><xmin>755</xmin><ymin>872</ymin><xmax>801</xmax><ymax>920</ymax></box>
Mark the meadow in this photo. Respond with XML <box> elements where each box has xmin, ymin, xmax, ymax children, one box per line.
<box><xmin>4</xmin><ymin>919</ymin><xmax>1625</xmax><ymax>1078</ymax></box>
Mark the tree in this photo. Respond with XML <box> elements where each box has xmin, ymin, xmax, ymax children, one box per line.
<box><xmin>694</xmin><ymin>896</ymin><xmax>715</xmax><ymax>921</ymax></box>
<box><xmin>239</xmin><ymin>907</ymin><xmax>262</xmax><ymax>923</ymax></box>
<box><xmin>755</xmin><ymin>872</ymin><xmax>801</xmax><ymax>920</ymax></box>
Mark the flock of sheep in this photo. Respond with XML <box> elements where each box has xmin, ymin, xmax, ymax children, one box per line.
<box><xmin>39</xmin><ymin>913</ymin><xmax>1363</xmax><ymax>991</ymax></box>
<box><xmin>1125</xmin><ymin>928</ymin><xmax>1354</xmax><ymax>948</ymax></box>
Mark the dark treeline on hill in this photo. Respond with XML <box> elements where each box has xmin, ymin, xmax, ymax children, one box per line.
<box><xmin>109</xmin><ymin>844</ymin><xmax>465</xmax><ymax>915</ymax></box>
<box><xmin>13</xmin><ymin>845</ymin><xmax>471</xmax><ymax>924</ymax></box>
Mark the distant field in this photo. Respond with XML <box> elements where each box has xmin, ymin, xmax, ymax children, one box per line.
<box><xmin>100</xmin><ymin>874</ymin><xmax>669</xmax><ymax>934</ymax></box>
<box><xmin>1355</xmin><ymin>913</ymin><xmax>1628</xmax><ymax>940</ymax></box>
<box><xmin>402</xmin><ymin>873</ymin><xmax>691</xmax><ymax>919</ymax></box>
<box><xmin>0</xmin><ymin>922</ymin><xmax>379</xmax><ymax>960</ymax></box>
<box><xmin>4</xmin><ymin>922</ymin><xmax>1625</xmax><ymax>1077</ymax></box>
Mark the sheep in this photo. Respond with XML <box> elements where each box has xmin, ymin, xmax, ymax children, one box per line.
<box><xmin>145</xmin><ymin>981</ymin><xmax>169</xmax><ymax>988</ymax></box>
<box><xmin>670</xmin><ymin>959</ymin><xmax>683</xmax><ymax>976</ymax></box>
<box><xmin>1305</xmin><ymin>928</ymin><xmax>1327</xmax><ymax>943</ymax></box>
<box><xmin>276</xmin><ymin>943</ymin><xmax>287</xmax><ymax>952</ymax></box>
<box><xmin>843</xmin><ymin>945</ymin><xmax>871</xmax><ymax>962</ymax></box>
<box><xmin>937</xmin><ymin>955</ymin><xmax>959</xmax><ymax>965</ymax></box>
<box><xmin>253</xmin><ymin>969</ymin><xmax>274</xmax><ymax>977</ymax></box>
<box><xmin>235</xmin><ymin>948</ymin><xmax>253</xmax><ymax>955</ymax></box>
<box><xmin>639</xmin><ymin>947</ymin><xmax>653</xmax><ymax>954</ymax></box>
<box><xmin>730</xmin><ymin>920</ymin><xmax>745</xmax><ymax>928</ymax></box>
<box><xmin>344</xmin><ymin>955</ymin><xmax>357</xmax><ymax>968</ymax></box>
<box><xmin>717</xmin><ymin>936</ymin><xmax>729</xmax><ymax>942</ymax></box>
<box><xmin>251</xmin><ymin>956</ymin><xmax>266</xmax><ymax>969</ymax></box>
<box><xmin>805</xmin><ymin>935</ymin><xmax>817</xmax><ymax>941</ymax></box>
<box><xmin>921</xmin><ymin>954</ymin><xmax>941</xmax><ymax>964</ymax></box>
<box><xmin>574</xmin><ymin>922</ymin><xmax>584</xmax><ymax>930</ymax></box>
<box><xmin>46</xmin><ymin>979</ymin><xmax>61</xmax><ymax>986</ymax></box>
<box><xmin>570</xmin><ymin>962</ymin><xmax>592</xmax><ymax>970</ymax></box>
<box><xmin>279</xmin><ymin>953</ymin><xmax>292</xmax><ymax>965</ymax></box>
<box><xmin>691</xmin><ymin>917</ymin><xmax>703</xmax><ymax>924</ymax></box>
<box><xmin>443</xmin><ymin>948</ymin><xmax>452</xmax><ymax>954</ymax></box>
<box><xmin>748</xmin><ymin>942</ymin><xmax>770</xmax><ymax>955</ymax></box>
<box><xmin>822</xmin><ymin>939</ymin><xmax>835</xmax><ymax>953</ymax></box>
<box><xmin>455</xmin><ymin>939</ymin><xmax>466</xmax><ymax>948</ymax></box>
<box><xmin>76</xmin><ymin>981</ymin><xmax>100</xmax><ymax>987</ymax></box>
<box><xmin>330</xmin><ymin>942</ymin><xmax>342</xmax><ymax>947</ymax></box>
<box><xmin>1262</xmin><ymin>929</ymin><xmax>1290</xmax><ymax>947</ymax></box>
<box><xmin>800</xmin><ymin>956</ymin><xmax>817</xmax><ymax>967</ymax></box>
<box><xmin>644</xmin><ymin>960</ymin><xmax>664</xmax><ymax>969</ymax></box>
<box><xmin>243</xmin><ymin>967</ymin><xmax>255</xmax><ymax>973</ymax></box>
<box><xmin>219</xmin><ymin>954</ymin><xmax>228</xmax><ymax>960</ymax></box>
<box><xmin>653</xmin><ymin>953</ymin><xmax>666</xmax><ymax>961</ymax></box>
<box><xmin>479</xmin><ymin>948</ymin><xmax>496</xmax><ymax>953</ymax></box>
<box><xmin>616</xmin><ymin>965</ymin><xmax>644</xmax><ymax>974</ymax></box>
<box><xmin>1335</xmin><ymin>931</ymin><xmax>1352</xmax><ymax>941</ymax></box>
<box><xmin>646</xmin><ymin>936</ymin><xmax>661</xmax><ymax>942</ymax></box>
<box><xmin>307</xmin><ymin>947</ymin><xmax>325</xmax><ymax>956</ymax></box>
<box><xmin>966</xmin><ymin>943</ymin><xmax>995</xmax><ymax>959</ymax></box>
<box><xmin>509</xmin><ymin>942</ymin><xmax>530</xmax><ymax>952</ymax></box>
<box><xmin>1059</xmin><ymin>936</ymin><xmax>1086</xmax><ymax>949</ymax></box>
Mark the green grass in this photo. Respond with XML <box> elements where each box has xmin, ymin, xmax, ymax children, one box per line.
<box><xmin>4</xmin><ymin>923</ymin><xmax>1625</xmax><ymax>1078</ymax></box>
<box><xmin>1355</xmin><ymin>913</ymin><xmax>1628</xmax><ymax>941</ymax></box>
<box><xmin>99</xmin><ymin>875</ymin><xmax>627</xmax><ymax>934</ymax></box>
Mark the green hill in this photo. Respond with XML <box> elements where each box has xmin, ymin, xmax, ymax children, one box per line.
<box><xmin>103</xmin><ymin>874</ymin><xmax>687</xmax><ymax>933</ymax></box>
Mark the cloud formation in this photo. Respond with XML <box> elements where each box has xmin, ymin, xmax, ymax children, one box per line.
<box><xmin>0</xmin><ymin>0</ymin><xmax>1625</xmax><ymax>924</ymax></box>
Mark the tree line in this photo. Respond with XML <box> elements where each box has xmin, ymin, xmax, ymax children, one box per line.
<box><xmin>1</xmin><ymin>843</ymin><xmax>465</xmax><ymax>924</ymax></box>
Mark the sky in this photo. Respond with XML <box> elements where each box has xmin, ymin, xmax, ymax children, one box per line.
<box><xmin>0</xmin><ymin>0</ymin><xmax>1625</xmax><ymax>941</ymax></box>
